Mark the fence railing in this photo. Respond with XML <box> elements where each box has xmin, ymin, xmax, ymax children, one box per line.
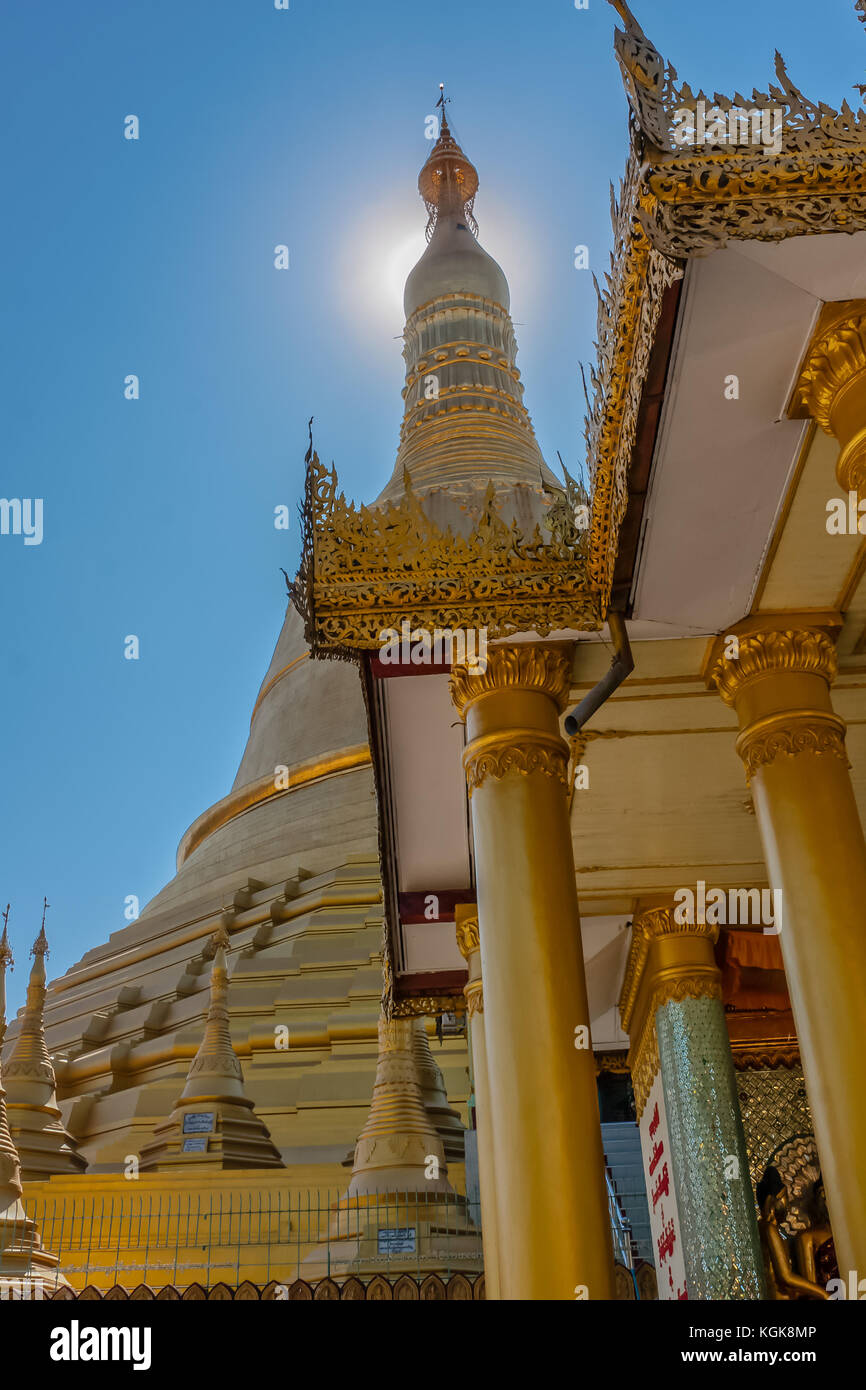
<box><xmin>4</xmin><ymin>1184</ymin><xmax>653</xmax><ymax>1297</ymax></box>
<box><xmin>8</xmin><ymin>1188</ymin><xmax>484</xmax><ymax>1291</ymax></box>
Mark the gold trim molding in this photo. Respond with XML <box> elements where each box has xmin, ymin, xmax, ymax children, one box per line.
<box><xmin>736</xmin><ymin>712</ymin><xmax>849</xmax><ymax>781</ymax></box>
<box><xmin>731</xmin><ymin>1043</ymin><xmax>801</xmax><ymax>1072</ymax></box>
<box><xmin>462</xmin><ymin>731</ymin><xmax>569</xmax><ymax>797</ymax></box>
<box><xmin>249</xmin><ymin>653</ymin><xmax>308</xmax><ymax>729</ymax></box>
<box><xmin>177</xmin><ymin>744</ymin><xmax>372</xmax><ymax>867</ymax></box>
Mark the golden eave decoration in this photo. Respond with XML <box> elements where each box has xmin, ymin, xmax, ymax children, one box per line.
<box><xmin>585</xmin><ymin>0</ymin><xmax>866</xmax><ymax>598</ymax></box>
<box><xmin>291</xmin><ymin>449</ymin><xmax>604</xmax><ymax>654</ymax></box>
<box><xmin>610</xmin><ymin>0</ymin><xmax>866</xmax><ymax>255</ymax></box>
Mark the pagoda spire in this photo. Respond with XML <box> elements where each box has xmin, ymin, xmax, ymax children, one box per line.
<box><xmin>6</xmin><ymin>902</ymin><xmax>53</xmax><ymax>1088</ymax></box>
<box><xmin>4</xmin><ymin>901</ymin><xmax>87</xmax><ymax>1182</ymax></box>
<box><xmin>376</xmin><ymin>90</ymin><xmax>557</xmax><ymax>503</ymax></box>
<box><xmin>0</xmin><ymin>906</ymin><xmax>12</xmax><ymax>1049</ymax></box>
<box><xmin>303</xmin><ymin>1012</ymin><xmax>482</xmax><ymax>1280</ymax></box>
<box><xmin>410</xmin><ymin>1018</ymin><xmax>466</xmax><ymax>1163</ymax></box>
<box><xmin>0</xmin><ymin>939</ymin><xmax>68</xmax><ymax>1293</ymax></box>
<box><xmin>140</xmin><ymin>926</ymin><xmax>284</xmax><ymax>1170</ymax></box>
<box><xmin>348</xmin><ymin>1014</ymin><xmax>451</xmax><ymax>1196</ymax></box>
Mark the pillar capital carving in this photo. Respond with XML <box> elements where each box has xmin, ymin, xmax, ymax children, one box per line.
<box><xmin>452</xmin><ymin>645</ymin><xmax>573</xmax><ymax>796</ymax></box>
<box><xmin>709</xmin><ymin>628</ymin><xmax>838</xmax><ymax>708</ymax></box>
<box><xmin>619</xmin><ymin>906</ymin><xmax>719</xmax><ymax>1035</ymax></box>
<box><xmin>793</xmin><ymin>299</ymin><xmax>866</xmax><ymax>493</ymax></box>
<box><xmin>707</xmin><ymin>623</ymin><xmax>847</xmax><ymax>783</ymax></box>
<box><xmin>454</xmin><ymin>904</ymin><xmax>480</xmax><ymax>961</ymax></box>
<box><xmin>794</xmin><ymin>301</ymin><xmax>866</xmax><ymax>431</ymax></box>
<box><xmin>619</xmin><ymin>905</ymin><xmax>722</xmax><ymax>1119</ymax></box>
<box><xmin>449</xmin><ymin>644</ymin><xmax>572</xmax><ymax>718</ymax></box>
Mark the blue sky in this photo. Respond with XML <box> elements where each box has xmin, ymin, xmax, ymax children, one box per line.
<box><xmin>1</xmin><ymin>0</ymin><xmax>863</xmax><ymax>1014</ymax></box>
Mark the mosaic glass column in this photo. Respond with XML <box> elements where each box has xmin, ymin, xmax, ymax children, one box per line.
<box><xmin>620</xmin><ymin>907</ymin><xmax>764</xmax><ymax>1300</ymax></box>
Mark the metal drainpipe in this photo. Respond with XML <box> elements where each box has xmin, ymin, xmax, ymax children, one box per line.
<box><xmin>564</xmin><ymin>609</ymin><xmax>634</xmax><ymax>737</ymax></box>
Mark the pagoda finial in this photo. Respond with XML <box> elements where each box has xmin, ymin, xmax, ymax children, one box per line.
<box><xmin>32</xmin><ymin>898</ymin><xmax>49</xmax><ymax>961</ymax></box>
<box><xmin>0</xmin><ymin>906</ymin><xmax>11</xmax><ymax>1049</ymax></box>
<box><xmin>0</xmin><ymin>907</ymin><xmax>13</xmax><ymax>976</ymax></box>
<box><xmin>435</xmin><ymin>82</ymin><xmax>451</xmax><ymax>136</ymax></box>
<box><xmin>418</xmin><ymin>85</ymin><xmax>478</xmax><ymax>239</ymax></box>
<box><xmin>5</xmin><ymin>900</ymin><xmax>55</xmax><ymax>1090</ymax></box>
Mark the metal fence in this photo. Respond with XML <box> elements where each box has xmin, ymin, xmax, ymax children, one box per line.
<box><xmin>8</xmin><ymin>1188</ymin><xmax>484</xmax><ymax>1292</ymax></box>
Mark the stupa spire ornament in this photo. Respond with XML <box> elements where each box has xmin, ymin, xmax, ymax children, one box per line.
<box><xmin>410</xmin><ymin>1018</ymin><xmax>465</xmax><ymax>1163</ymax></box>
<box><xmin>349</xmin><ymin>1014</ymin><xmax>449</xmax><ymax>1196</ymax></box>
<box><xmin>6</xmin><ymin>903</ymin><xmax>55</xmax><ymax>1091</ymax></box>
<box><xmin>0</xmin><ymin>939</ymin><xmax>68</xmax><ymax>1293</ymax></box>
<box><xmin>4</xmin><ymin>899</ymin><xmax>87</xmax><ymax>1181</ymax></box>
<box><xmin>0</xmin><ymin>905</ymin><xmax>13</xmax><ymax>1049</ymax></box>
<box><xmin>139</xmin><ymin>924</ymin><xmax>284</xmax><ymax>1170</ymax></box>
<box><xmin>370</xmin><ymin>88</ymin><xmax>560</xmax><ymax>503</ymax></box>
<box><xmin>421</xmin><ymin>83</ymin><xmax>478</xmax><ymax>238</ymax></box>
<box><xmin>303</xmin><ymin>1012</ymin><xmax>482</xmax><ymax>1279</ymax></box>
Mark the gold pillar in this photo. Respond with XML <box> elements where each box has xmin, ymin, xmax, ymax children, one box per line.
<box><xmin>794</xmin><ymin>298</ymin><xmax>866</xmax><ymax>497</ymax></box>
<box><xmin>709</xmin><ymin>620</ymin><xmax>866</xmax><ymax>1278</ymax></box>
<box><xmin>450</xmin><ymin>646</ymin><xmax>614</xmax><ymax>1300</ymax></box>
<box><xmin>455</xmin><ymin>904</ymin><xmax>500</xmax><ymax>1300</ymax></box>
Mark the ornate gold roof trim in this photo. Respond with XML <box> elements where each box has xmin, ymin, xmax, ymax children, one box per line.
<box><xmin>610</xmin><ymin>0</ymin><xmax>866</xmax><ymax>256</ymax></box>
<box><xmin>176</xmin><ymin>743</ymin><xmax>371</xmax><ymax>867</ymax></box>
<box><xmin>585</xmin><ymin>1</ymin><xmax>866</xmax><ymax>601</ymax></box>
<box><xmin>583</xmin><ymin>155</ymin><xmax>681</xmax><ymax>599</ymax></box>
<box><xmin>291</xmin><ymin>450</ymin><xmax>603</xmax><ymax>654</ymax></box>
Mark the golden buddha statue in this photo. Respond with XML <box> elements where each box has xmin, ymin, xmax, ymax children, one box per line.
<box><xmin>756</xmin><ymin>1136</ymin><xmax>838</xmax><ymax>1301</ymax></box>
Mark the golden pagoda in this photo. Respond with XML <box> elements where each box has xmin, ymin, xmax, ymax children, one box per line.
<box><xmin>3</xmin><ymin>906</ymin><xmax>86</xmax><ymax>1183</ymax></box>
